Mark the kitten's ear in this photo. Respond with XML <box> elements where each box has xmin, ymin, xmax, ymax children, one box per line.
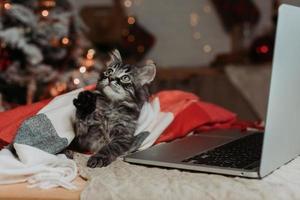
<box><xmin>106</xmin><ymin>49</ymin><xmax>122</xmax><ymax>66</ymax></box>
<box><xmin>139</xmin><ymin>63</ymin><xmax>156</xmax><ymax>85</ymax></box>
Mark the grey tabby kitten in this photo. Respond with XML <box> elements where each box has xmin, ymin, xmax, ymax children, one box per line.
<box><xmin>70</xmin><ymin>49</ymin><xmax>156</xmax><ymax>168</ymax></box>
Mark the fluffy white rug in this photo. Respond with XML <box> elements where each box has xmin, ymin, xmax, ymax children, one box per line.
<box><xmin>75</xmin><ymin>153</ymin><xmax>300</xmax><ymax>200</ymax></box>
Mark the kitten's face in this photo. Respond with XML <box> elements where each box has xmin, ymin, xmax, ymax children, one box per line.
<box><xmin>97</xmin><ymin>50</ymin><xmax>156</xmax><ymax>102</ymax></box>
<box><xmin>98</xmin><ymin>63</ymin><xmax>136</xmax><ymax>101</ymax></box>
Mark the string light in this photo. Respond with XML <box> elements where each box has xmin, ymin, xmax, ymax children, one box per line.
<box><xmin>87</xmin><ymin>49</ymin><xmax>95</xmax><ymax>55</ymax></box>
<box><xmin>79</xmin><ymin>66</ymin><xmax>87</xmax><ymax>73</ymax></box>
<box><xmin>86</xmin><ymin>49</ymin><xmax>95</xmax><ymax>60</ymax></box>
<box><xmin>73</xmin><ymin>78</ymin><xmax>80</xmax><ymax>85</ymax></box>
<box><xmin>127</xmin><ymin>16</ymin><xmax>136</xmax><ymax>25</ymax></box>
<box><xmin>256</xmin><ymin>45</ymin><xmax>269</xmax><ymax>54</ymax></box>
<box><xmin>124</xmin><ymin>0</ymin><xmax>132</xmax><ymax>8</ymax></box>
<box><xmin>4</xmin><ymin>3</ymin><xmax>11</xmax><ymax>10</ymax></box>
<box><xmin>190</xmin><ymin>12</ymin><xmax>199</xmax><ymax>27</ymax></box>
<box><xmin>203</xmin><ymin>44</ymin><xmax>212</xmax><ymax>53</ymax></box>
<box><xmin>41</xmin><ymin>10</ymin><xmax>49</xmax><ymax>17</ymax></box>
<box><xmin>61</xmin><ymin>37</ymin><xmax>70</xmax><ymax>45</ymax></box>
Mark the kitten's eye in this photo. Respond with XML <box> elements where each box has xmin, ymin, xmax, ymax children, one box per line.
<box><xmin>104</xmin><ymin>68</ymin><xmax>114</xmax><ymax>76</ymax></box>
<box><xmin>121</xmin><ymin>75</ymin><xmax>131</xmax><ymax>82</ymax></box>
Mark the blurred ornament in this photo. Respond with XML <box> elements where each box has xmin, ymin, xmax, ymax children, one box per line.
<box><xmin>249</xmin><ymin>34</ymin><xmax>274</xmax><ymax>63</ymax></box>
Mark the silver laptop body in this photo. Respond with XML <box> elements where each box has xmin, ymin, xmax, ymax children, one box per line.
<box><xmin>124</xmin><ymin>4</ymin><xmax>300</xmax><ymax>178</ymax></box>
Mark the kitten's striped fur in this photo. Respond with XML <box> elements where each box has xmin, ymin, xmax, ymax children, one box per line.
<box><xmin>71</xmin><ymin>50</ymin><xmax>156</xmax><ymax>168</ymax></box>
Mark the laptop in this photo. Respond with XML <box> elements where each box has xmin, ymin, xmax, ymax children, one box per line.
<box><xmin>124</xmin><ymin>4</ymin><xmax>300</xmax><ymax>178</ymax></box>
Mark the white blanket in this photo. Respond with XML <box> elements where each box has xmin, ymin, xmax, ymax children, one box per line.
<box><xmin>0</xmin><ymin>89</ymin><xmax>173</xmax><ymax>189</ymax></box>
<box><xmin>0</xmin><ymin>144</ymin><xmax>77</xmax><ymax>189</ymax></box>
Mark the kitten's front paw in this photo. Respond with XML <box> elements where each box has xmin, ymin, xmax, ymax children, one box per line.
<box><xmin>87</xmin><ymin>154</ymin><xmax>112</xmax><ymax>168</ymax></box>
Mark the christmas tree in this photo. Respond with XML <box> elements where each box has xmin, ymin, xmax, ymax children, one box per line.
<box><xmin>0</xmin><ymin>0</ymin><xmax>102</xmax><ymax>105</ymax></box>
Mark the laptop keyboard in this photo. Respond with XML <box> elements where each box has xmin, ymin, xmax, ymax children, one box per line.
<box><xmin>182</xmin><ymin>132</ymin><xmax>263</xmax><ymax>169</ymax></box>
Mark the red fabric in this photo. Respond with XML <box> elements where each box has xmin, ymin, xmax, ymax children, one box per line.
<box><xmin>154</xmin><ymin>90</ymin><xmax>237</xmax><ymax>143</ymax></box>
<box><xmin>0</xmin><ymin>88</ymin><xmax>263</xmax><ymax>149</ymax></box>
<box><xmin>0</xmin><ymin>99</ymin><xmax>52</xmax><ymax>146</ymax></box>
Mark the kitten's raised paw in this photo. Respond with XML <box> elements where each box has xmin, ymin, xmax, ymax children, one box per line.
<box><xmin>73</xmin><ymin>91</ymin><xmax>96</xmax><ymax>112</ymax></box>
<box><xmin>87</xmin><ymin>155</ymin><xmax>111</xmax><ymax>168</ymax></box>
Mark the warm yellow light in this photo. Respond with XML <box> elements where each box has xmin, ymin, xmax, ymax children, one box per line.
<box><xmin>86</xmin><ymin>49</ymin><xmax>95</xmax><ymax>59</ymax></box>
<box><xmin>79</xmin><ymin>66</ymin><xmax>87</xmax><ymax>73</ymax></box>
<box><xmin>190</xmin><ymin>12</ymin><xmax>199</xmax><ymax>27</ymax></box>
<box><xmin>73</xmin><ymin>78</ymin><xmax>80</xmax><ymax>85</ymax></box>
<box><xmin>4</xmin><ymin>3</ymin><xmax>11</xmax><ymax>10</ymax></box>
<box><xmin>127</xmin><ymin>16</ymin><xmax>136</xmax><ymax>25</ymax></box>
<box><xmin>203</xmin><ymin>44</ymin><xmax>212</xmax><ymax>53</ymax></box>
<box><xmin>87</xmin><ymin>49</ymin><xmax>95</xmax><ymax>55</ymax></box>
<box><xmin>41</xmin><ymin>10</ymin><xmax>49</xmax><ymax>17</ymax></box>
<box><xmin>61</xmin><ymin>37</ymin><xmax>70</xmax><ymax>45</ymax></box>
<box><xmin>124</xmin><ymin>0</ymin><xmax>132</xmax><ymax>8</ymax></box>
